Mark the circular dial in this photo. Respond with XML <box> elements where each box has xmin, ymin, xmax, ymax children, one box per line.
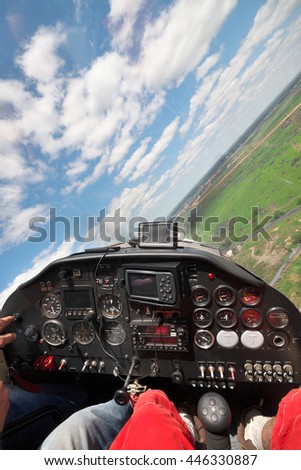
<box><xmin>241</xmin><ymin>308</ymin><xmax>263</xmax><ymax>328</ymax></box>
<box><xmin>41</xmin><ymin>320</ymin><xmax>67</xmax><ymax>346</ymax></box>
<box><xmin>99</xmin><ymin>294</ymin><xmax>123</xmax><ymax>319</ymax></box>
<box><xmin>40</xmin><ymin>293</ymin><xmax>62</xmax><ymax>318</ymax></box>
<box><xmin>194</xmin><ymin>329</ymin><xmax>215</xmax><ymax>349</ymax></box>
<box><xmin>103</xmin><ymin>321</ymin><xmax>126</xmax><ymax>346</ymax></box>
<box><xmin>240</xmin><ymin>287</ymin><xmax>262</xmax><ymax>306</ymax></box>
<box><xmin>192</xmin><ymin>308</ymin><xmax>213</xmax><ymax>328</ymax></box>
<box><xmin>191</xmin><ymin>286</ymin><xmax>211</xmax><ymax>307</ymax></box>
<box><xmin>72</xmin><ymin>321</ymin><xmax>95</xmax><ymax>345</ymax></box>
<box><xmin>23</xmin><ymin>324</ymin><xmax>39</xmax><ymax>342</ymax></box>
<box><xmin>266</xmin><ymin>307</ymin><xmax>289</xmax><ymax>329</ymax></box>
<box><xmin>216</xmin><ymin>308</ymin><xmax>238</xmax><ymax>328</ymax></box>
<box><xmin>214</xmin><ymin>286</ymin><xmax>235</xmax><ymax>306</ymax></box>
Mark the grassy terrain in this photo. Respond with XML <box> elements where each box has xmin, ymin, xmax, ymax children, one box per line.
<box><xmin>178</xmin><ymin>77</ymin><xmax>301</xmax><ymax>310</ymax></box>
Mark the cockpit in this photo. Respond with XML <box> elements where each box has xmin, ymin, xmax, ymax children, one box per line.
<box><xmin>1</xmin><ymin>222</ymin><xmax>300</xmax><ymax>448</ymax></box>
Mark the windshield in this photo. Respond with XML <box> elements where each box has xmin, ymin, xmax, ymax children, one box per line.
<box><xmin>0</xmin><ymin>0</ymin><xmax>301</xmax><ymax>310</ymax></box>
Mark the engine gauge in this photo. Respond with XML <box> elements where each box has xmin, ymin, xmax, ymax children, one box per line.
<box><xmin>40</xmin><ymin>293</ymin><xmax>62</xmax><ymax>318</ymax></box>
<box><xmin>240</xmin><ymin>287</ymin><xmax>262</xmax><ymax>306</ymax></box>
<box><xmin>241</xmin><ymin>308</ymin><xmax>263</xmax><ymax>328</ymax></box>
<box><xmin>216</xmin><ymin>308</ymin><xmax>238</xmax><ymax>328</ymax></box>
<box><xmin>41</xmin><ymin>320</ymin><xmax>67</xmax><ymax>346</ymax></box>
<box><xmin>194</xmin><ymin>330</ymin><xmax>215</xmax><ymax>349</ymax></box>
<box><xmin>191</xmin><ymin>286</ymin><xmax>211</xmax><ymax>307</ymax></box>
<box><xmin>214</xmin><ymin>286</ymin><xmax>235</xmax><ymax>306</ymax></box>
<box><xmin>99</xmin><ymin>294</ymin><xmax>123</xmax><ymax>319</ymax></box>
<box><xmin>192</xmin><ymin>308</ymin><xmax>213</xmax><ymax>328</ymax></box>
<box><xmin>266</xmin><ymin>307</ymin><xmax>289</xmax><ymax>329</ymax></box>
<box><xmin>72</xmin><ymin>321</ymin><xmax>95</xmax><ymax>345</ymax></box>
<box><xmin>103</xmin><ymin>321</ymin><xmax>126</xmax><ymax>346</ymax></box>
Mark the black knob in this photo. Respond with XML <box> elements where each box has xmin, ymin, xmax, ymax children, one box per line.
<box><xmin>177</xmin><ymin>328</ymin><xmax>185</xmax><ymax>338</ymax></box>
<box><xmin>114</xmin><ymin>388</ymin><xmax>130</xmax><ymax>406</ymax></box>
<box><xmin>83</xmin><ymin>310</ymin><xmax>96</xmax><ymax>321</ymax></box>
<box><xmin>172</xmin><ymin>369</ymin><xmax>183</xmax><ymax>384</ymax></box>
<box><xmin>58</xmin><ymin>269</ymin><xmax>69</xmax><ymax>279</ymax></box>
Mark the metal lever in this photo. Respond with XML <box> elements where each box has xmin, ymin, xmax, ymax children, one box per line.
<box><xmin>114</xmin><ymin>356</ymin><xmax>140</xmax><ymax>405</ymax></box>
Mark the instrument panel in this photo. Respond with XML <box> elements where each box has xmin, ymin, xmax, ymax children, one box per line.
<box><xmin>2</xmin><ymin>241</ymin><xmax>301</xmax><ymax>389</ymax></box>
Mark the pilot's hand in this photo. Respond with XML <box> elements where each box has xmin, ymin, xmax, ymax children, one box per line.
<box><xmin>0</xmin><ymin>316</ymin><xmax>17</xmax><ymax>348</ymax></box>
<box><xmin>0</xmin><ymin>380</ymin><xmax>9</xmax><ymax>432</ymax></box>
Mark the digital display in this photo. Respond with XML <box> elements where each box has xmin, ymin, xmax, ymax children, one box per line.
<box><xmin>141</xmin><ymin>223</ymin><xmax>172</xmax><ymax>243</ymax></box>
<box><xmin>125</xmin><ymin>269</ymin><xmax>177</xmax><ymax>304</ymax></box>
<box><xmin>64</xmin><ymin>290</ymin><xmax>91</xmax><ymax>308</ymax></box>
<box><xmin>141</xmin><ymin>325</ymin><xmax>170</xmax><ymax>336</ymax></box>
<box><xmin>128</xmin><ymin>273</ymin><xmax>158</xmax><ymax>298</ymax></box>
<box><xmin>145</xmin><ymin>337</ymin><xmax>177</xmax><ymax>345</ymax></box>
<box><xmin>138</xmin><ymin>221</ymin><xmax>177</xmax><ymax>248</ymax></box>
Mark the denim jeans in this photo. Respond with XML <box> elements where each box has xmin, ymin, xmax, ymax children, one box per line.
<box><xmin>40</xmin><ymin>399</ymin><xmax>132</xmax><ymax>450</ymax></box>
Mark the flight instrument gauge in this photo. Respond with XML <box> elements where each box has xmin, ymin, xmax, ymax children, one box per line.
<box><xmin>103</xmin><ymin>321</ymin><xmax>126</xmax><ymax>346</ymax></box>
<box><xmin>191</xmin><ymin>286</ymin><xmax>211</xmax><ymax>307</ymax></box>
<box><xmin>192</xmin><ymin>308</ymin><xmax>213</xmax><ymax>328</ymax></box>
<box><xmin>72</xmin><ymin>321</ymin><xmax>95</xmax><ymax>345</ymax></box>
<box><xmin>214</xmin><ymin>286</ymin><xmax>235</xmax><ymax>306</ymax></box>
<box><xmin>216</xmin><ymin>308</ymin><xmax>238</xmax><ymax>328</ymax></box>
<box><xmin>99</xmin><ymin>294</ymin><xmax>123</xmax><ymax>319</ymax></box>
<box><xmin>239</xmin><ymin>286</ymin><xmax>262</xmax><ymax>306</ymax></box>
<box><xmin>266</xmin><ymin>307</ymin><xmax>289</xmax><ymax>329</ymax></box>
<box><xmin>41</xmin><ymin>320</ymin><xmax>67</xmax><ymax>346</ymax></box>
<box><xmin>241</xmin><ymin>308</ymin><xmax>263</xmax><ymax>328</ymax></box>
<box><xmin>194</xmin><ymin>330</ymin><xmax>215</xmax><ymax>349</ymax></box>
<box><xmin>40</xmin><ymin>293</ymin><xmax>62</xmax><ymax>318</ymax></box>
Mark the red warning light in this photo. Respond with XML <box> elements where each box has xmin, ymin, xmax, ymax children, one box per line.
<box><xmin>208</xmin><ymin>273</ymin><xmax>215</xmax><ymax>281</ymax></box>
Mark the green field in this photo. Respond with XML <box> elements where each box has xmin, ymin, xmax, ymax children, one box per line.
<box><xmin>178</xmin><ymin>77</ymin><xmax>301</xmax><ymax>310</ymax></box>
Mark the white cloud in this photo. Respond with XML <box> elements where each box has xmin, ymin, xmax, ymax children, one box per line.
<box><xmin>195</xmin><ymin>51</ymin><xmax>222</xmax><ymax>81</ymax></box>
<box><xmin>138</xmin><ymin>0</ymin><xmax>236</xmax><ymax>90</ymax></box>
<box><xmin>243</xmin><ymin>0</ymin><xmax>299</xmax><ymax>52</ymax></box>
<box><xmin>1</xmin><ymin>0</ymin><xmax>237</xmax><ymax>200</ymax></box>
<box><xmin>109</xmin><ymin>182</ymin><xmax>149</xmax><ymax>217</ymax></box>
<box><xmin>61</xmin><ymin>52</ymin><xmax>129</xmax><ymax>158</ymax></box>
<box><xmin>66</xmin><ymin>159</ymin><xmax>88</xmax><ymax>178</ymax></box>
<box><xmin>15</xmin><ymin>24</ymin><xmax>66</xmax><ymax>84</ymax></box>
<box><xmin>73</xmin><ymin>0</ymin><xmax>85</xmax><ymax>22</ymax></box>
<box><xmin>109</xmin><ymin>0</ymin><xmax>147</xmax><ymax>52</ymax></box>
<box><xmin>217</xmin><ymin>0</ymin><xmax>300</xmax><ymax>87</ymax></box>
<box><xmin>129</xmin><ymin>117</ymin><xmax>179</xmax><ymax>182</ymax></box>
<box><xmin>177</xmin><ymin>0</ymin><xmax>301</xmax><ymax>161</ymax></box>
<box><xmin>0</xmin><ymin>202</ymin><xmax>48</xmax><ymax>253</ymax></box>
<box><xmin>180</xmin><ymin>67</ymin><xmax>223</xmax><ymax>136</ymax></box>
<box><xmin>115</xmin><ymin>137</ymin><xmax>151</xmax><ymax>184</ymax></box>
<box><xmin>89</xmin><ymin>182</ymin><xmax>152</xmax><ymax>243</ymax></box>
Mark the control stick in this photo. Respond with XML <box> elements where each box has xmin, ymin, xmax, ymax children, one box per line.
<box><xmin>197</xmin><ymin>392</ymin><xmax>232</xmax><ymax>450</ymax></box>
<box><xmin>114</xmin><ymin>356</ymin><xmax>140</xmax><ymax>406</ymax></box>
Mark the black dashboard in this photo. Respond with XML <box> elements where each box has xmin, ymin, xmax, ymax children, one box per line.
<box><xmin>2</xmin><ymin>239</ymin><xmax>301</xmax><ymax>398</ymax></box>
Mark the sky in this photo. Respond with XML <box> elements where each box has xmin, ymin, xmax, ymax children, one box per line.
<box><xmin>0</xmin><ymin>0</ymin><xmax>301</xmax><ymax>306</ymax></box>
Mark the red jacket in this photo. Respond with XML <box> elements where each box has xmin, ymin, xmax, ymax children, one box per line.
<box><xmin>110</xmin><ymin>389</ymin><xmax>194</xmax><ymax>450</ymax></box>
<box><xmin>271</xmin><ymin>388</ymin><xmax>301</xmax><ymax>450</ymax></box>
